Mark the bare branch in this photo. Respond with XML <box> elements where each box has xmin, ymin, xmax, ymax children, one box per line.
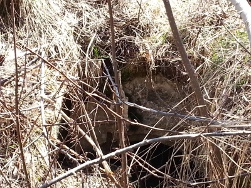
<box><xmin>125</xmin><ymin>101</ymin><xmax>212</xmax><ymax>123</ymax></box>
<box><xmin>107</xmin><ymin>0</ymin><xmax>128</xmax><ymax>187</ymax></box>
<box><xmin>162</xmin><ymin>0</ymin><xmax>208</xmax><ymax>117</ymax></box>
<box><xmin>11</xmin><ymin>0</ymin><xmax>30</xmax><ymax>187</ymax></box>
<box><xmin>39</xmin><ymin>130</ymin><xmax>251</xmax><ymax>188</ymax></box>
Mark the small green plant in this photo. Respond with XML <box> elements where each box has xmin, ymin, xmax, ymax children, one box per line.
<box><xmin>93</xmin><ymin>46</ymin><xmax>101</xmax><ymax>58</ymax></box>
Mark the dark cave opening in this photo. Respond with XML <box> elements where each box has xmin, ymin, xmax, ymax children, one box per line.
<box><xmin>56</xmin><ymin>58</ymin><xmax>205</xmax><ymax>186</ymax></box>
<box><xmin>128</xmin><ymin>143</ymin><xmax>182</xmax><ymax>188</ymax></box>
<box><xmin>57</xmin><ymin>94</ymin><xmax>205</xmax><ymax>187</ymax></box>
<box><xmin>107</xmin><ymin>142</ymin><xmax>199</xmax><ymax>188</ymax></box>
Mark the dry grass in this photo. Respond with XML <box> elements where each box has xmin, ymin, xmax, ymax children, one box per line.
<box><xmin>0</xmin><ymin>0</ymin><xmax>251</xmax><ymax>187</ymax></box>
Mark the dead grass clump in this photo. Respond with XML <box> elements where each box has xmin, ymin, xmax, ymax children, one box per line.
<box><xmin>0</xmin><ymin>0</ymin><xmax>82</xmax><ymax>187</ymax></box>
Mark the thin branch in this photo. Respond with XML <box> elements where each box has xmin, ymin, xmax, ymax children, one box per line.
<box><xmin>162</xmin><ymin>2</ymin><xmax>225</xmax><ymax>181</ymax></box>
<box><xmin>107</xmin><ymin>0</ymin><xmax>128</xmax><ymax>187</ymax></box>
<box><xmin>11</xmin><ymin>0</ymin><xmax>30</xmax><ymax>187</ymax></box>
<box><xmin>104</xmin><ymin>98</ymin><xmax>250</xmax><ymax>129</ymax></box>
<box><xmin>125</xmin><ymin>101</ymin><xmax>212</xmax><ymax>123</ymax></box>
<box><xmin>125</xmin><ymin>101</ymin><xmax>251</xmax><ymax>127</ymax></box>
<box><xmin>39</xmin><ymin>130</ymin><xmax>251</xmax><ymax>188</ymax></box>
<box><xmin>222</xmin><ymin>18</ymin><xmax>251</xmax><ymax>55</ymax></box>
<box><xmin>162</xmin><ymin>0</ymin><xmax>208</xmax><ymax>117</ymax></box>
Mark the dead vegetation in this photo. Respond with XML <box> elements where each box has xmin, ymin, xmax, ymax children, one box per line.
<box><xmin>0</xmin><ymin>0</ymin><xmax>251</xmax><ymax>187</ymax></box>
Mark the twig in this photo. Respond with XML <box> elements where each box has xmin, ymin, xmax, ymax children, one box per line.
<box><xmin>222</xmin><ymin>19</ymin><xmax>251</xmax><ymax>55</ymax></box>
<box><xmin>125</xmin><ymin>101</ymin><xmax>212</xmax><ymax>123</ymax></box>
<box><xmin>39</xmin><ymin>130</ymin><xmax>251</xmax><ymax>188</ymax></box>
<box><xmin>107</xmin><ymin>0</ymin><xmax>128</xmax><ymax>187</ymax></box>
<box><xmin>103</xmin><ymin>98</ymin><xmax>250</xmax><ymax>129</ymax></box>
<box><xmin>125</xmin><ymin>101</ymin><xmax>243</xmax><ymax>126</ymax></box>
<box><xmin>10</xmin><ymin>0</ymin><xmax>30</xmax><ymax>187</ymax></box>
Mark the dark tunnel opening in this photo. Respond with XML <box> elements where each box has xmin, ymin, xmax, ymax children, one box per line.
<box><xmin>57</xmin><ymin>94</ymin><xmax>205</xmax><ymax>187</ymax></box>
<box><xmin>108</xmin><ymin>141</ymin><xmax>208</xmax><ymax>188</ymax></box>
<box><xmin>56</xmin><ymin>61</ymin><xmax>205</xmax><ymax>186</ymax></box>
<box><xmin>128</xmin><ymin>143</ymin><xmax>182</xmax><ymax>188</ymax></box>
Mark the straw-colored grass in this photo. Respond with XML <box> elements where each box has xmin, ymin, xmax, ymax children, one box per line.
<box><xmin>0</xmin><ymin>0</ymin><xmax>251</xmax><ymax>187</ymax></box>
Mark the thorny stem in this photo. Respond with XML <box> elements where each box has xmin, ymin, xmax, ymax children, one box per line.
<box><xmin>11</xmin><ymin>0</ymin><xmax>30</xmax><ymax>187</ymax></box>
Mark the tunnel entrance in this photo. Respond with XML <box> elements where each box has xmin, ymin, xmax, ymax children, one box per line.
<box><xmin>56</xmin><ymin>90</ymin><xmax>205</xmax><ymax>187</ymax></box>
<box><xmin>128</xmin><ymin>142</ymin><xmax>183</xmax><ymax>188</ymax></box>
<box><xmin>57</xmin><ymin>105</ymin><xmax>204</xmax><ymax>187</ymax></box>
<box><xmin>132</xmin><ymin>143</ymin><xmax>184</xmax><ymax>187</ymax></box>
<box><xmin>56</xmin><ymin>58</ymin><xmax>206</xmax><ymax>186</ymax></box>
<box><xmin>106</xmin><ymin>141</ymin><xmax>205</xmax><ymax>188</ymax></box>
